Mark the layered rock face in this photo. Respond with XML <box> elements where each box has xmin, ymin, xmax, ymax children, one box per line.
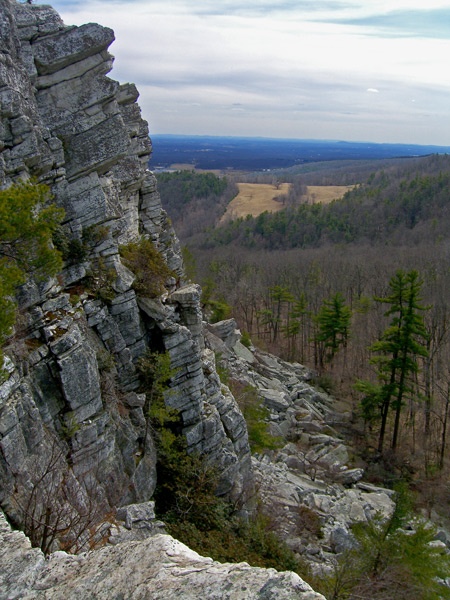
<box><xmin>0</xmin><ymin>0</ymin><xmax>251</xmax><ymax>542</ymax></box>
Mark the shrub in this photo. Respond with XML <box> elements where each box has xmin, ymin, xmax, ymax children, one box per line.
<box><xmin>0</xmin><ymin>182</ymin><xmax>63</xmax><ymax>365</ymax></box>
<box><xmin>241</xmin><ymin>330</ymin><xmax>252</xmax><ymax>348</ymax></box>
<box><xmin>83</xmin><ymin>258</ymin><xmax>116</xmax><ymax>302</ymax></box>
<box><xmin>119</xmin><ymin>238</ymin><xmax>175</xmax><ymax>298</ymax></box>
<box><xmin>314</xmin><ymin>484</ymin><xmax>450</xmax><ymax>600</ymax></box>
<box><xmin>169</xmin><ymin>510</ymin><xmax>303</xmax><ymax>574</ymax></box>
<box><xmin>214</xmin><ymin>352</ymin><xmax>230</xmax><ymax>385</ymax></box>
<box><xmin>229</xmin><ymin>380</ymin><xmax>283</xmax><ymax>453</ymax></box>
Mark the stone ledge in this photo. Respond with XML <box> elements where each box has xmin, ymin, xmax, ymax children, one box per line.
<box><xmin>0</xmin><ymin>511</ymin><xmax>325</xmax><ymax>600</ymax></box>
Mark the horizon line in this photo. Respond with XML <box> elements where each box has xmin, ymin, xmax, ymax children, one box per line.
<box><xmin>151</xmin><ymin>133</ymin><xmax>450</xmax><ymax>149</ymax></box>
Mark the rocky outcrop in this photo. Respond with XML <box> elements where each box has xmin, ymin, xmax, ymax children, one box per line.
<box><xmin>205</xmin><ymin>320</ymin><xmax>396</xmax><ymax>572</ymax></box>
<box><xmin>0</xmin><ymin>511</ymin><xmax>325</xmax><ymax>600</ymax></box>
<box><xmin>0</xmin><ymin>0</ymin><xmax>251</xmax><ymax>547</ymax></box>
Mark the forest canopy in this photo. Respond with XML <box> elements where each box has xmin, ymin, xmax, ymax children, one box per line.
<box><xmin>205</xmin><ymin>155</ymin><xmax>450</xmax><ymax>250</ymax></box>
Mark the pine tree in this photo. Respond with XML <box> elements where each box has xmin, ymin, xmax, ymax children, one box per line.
<box><xmin>268</xmin><ymin>285</ymin><xmax>294</xmax><ymax>342</ymax></box>
<box><xmin>357</xmin><ymin>270</ymin><xmax>429</xmax><ymax>453</ymax></box>
<box><xmin>315</xmin><ymin>292</ymin><xmax>351</xmax><ymax>367</ymax></box>
<box><xmin>317</xmin><ymin>484</ymin><xmax>450</xmax><ymax>600</ymax></box>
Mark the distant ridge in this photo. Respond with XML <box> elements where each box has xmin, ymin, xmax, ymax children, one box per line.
<box><xmin>151</xmin><ymin>134</ymin><xmax>450</xmax><ymax>171</ymax></box>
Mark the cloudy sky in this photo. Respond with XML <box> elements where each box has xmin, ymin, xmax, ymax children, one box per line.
<box><xmin>48</xmin><ymin>0</ymin><xmax>450</xmax><ymax>145</ymax></box>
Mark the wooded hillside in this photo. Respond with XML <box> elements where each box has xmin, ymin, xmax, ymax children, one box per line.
<box><xmin>205</xmin><ymin>154</ymin><xmax>450</xmax><ymax>249</ymax></box>
<box><xmin>158</xmin><ymin>154</ymin><xmax>450</xmax><ymax>492</ymax></box>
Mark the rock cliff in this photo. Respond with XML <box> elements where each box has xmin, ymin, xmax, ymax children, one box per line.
<box><xmin>0</xmin><ymin>0</ymin><xmax>251</xmax><ymax>544</ymax></box>
<box><xmin>2</xmin><ymin>2</ymin><xmax>433</xmax><ymax>598</ymax></box>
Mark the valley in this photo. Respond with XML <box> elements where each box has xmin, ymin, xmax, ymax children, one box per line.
<box><xmin>2</xmin><ymin>1</ymin><xmax>450</xmax><ymax>598</ymax></box>
<box><xmin>157</xmin><ymin>155</ymin><xmax>450</xmax><ymax>555</ymax></box>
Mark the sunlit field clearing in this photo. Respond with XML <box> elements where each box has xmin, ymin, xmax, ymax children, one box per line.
<box><xmin>220</xmin><ymin>183</ymin><xmax>290</xmax><ymax>222</ymax></box>
<box><xmin>305</xmin><ymin>185</ymin><xmax>355</xmax><ymax>204</ymax></box>
<box><xmin>221</xmin><ymin>183</ymin><xmax>354</xmax><ymax>222</ymax></box>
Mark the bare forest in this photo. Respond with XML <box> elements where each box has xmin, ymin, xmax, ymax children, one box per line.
<box><xmin>157</xmin><ymin>154</ymin><xmax>450</xmax><ymax>514</ymax></box>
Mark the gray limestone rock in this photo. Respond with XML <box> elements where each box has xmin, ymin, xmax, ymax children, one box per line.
<box><xmin>0</xmin><ymin>0</ymin><xmax>253</xmax><ymax>541</ymax></box>
<box><xmin>207</xmin><ymin>318</ymin><xmax>241</xmax><ymax>348</ymax></box>
<box><xmin>0</xmin><ymin>514</ymin><xmax>324</xmax><ymax>600</ymax></box>
<box><xmin>116</xmin><ymin>501</ymin><xmax>156</xmax><ymax>529</ymax></box>
<box><xmin>0</xmin><ymin>511</ymin><xmax>325</xmax><ymax>599</ymax></box>
<box><xmin>32</xmin><ymin>23</ymin><xmax>115</xmax><ymax>76</ymax></box>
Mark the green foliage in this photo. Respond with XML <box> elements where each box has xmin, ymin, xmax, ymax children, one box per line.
<box><xmin>137</xmin><ymin>350</ymin><xmax>179</xmax><ymax>457</ymax></box>
<box><xmin>119</xmin><ymin>238</ymin><xmax>175</xmax><ymax>297</ymax></box>
<box><xmin>0</xmin><ymin>262</ymin><xmax>21</xmax><ymax>349</ymax></box>
<box><xmin>138</xmin><ymin>353</ymin><xmax>222</xmax><ymax>529</ymax></box>
<box><xmin>157</xmin><ymin>170</ymin><xmax>228</xmax><ymax>206</ymax></box>
<box><xmin>96</xmin><ymin>349</ymin><xmax>115</xmax><ymax>372</ymax></box>
<box><xmin>214</xmin><ymin>353</ymin><xmax>230</xmax><ymax>385</ymax></box>
<box><xmin>137</xmin><ymin>351</ymin><xmax>301</xmax><ymax>576</ymax></box>
<box><xmin>267</xmin><ymin>285</ymin><xmax>294</xmax><ymax>342</ymax></box>
<box><xmin>83</xmin><ymin>257</ymin><xmax>116</xmax><ymax>302</ymax></box>
<box><xmin>205</xmin><ymin>157</ymin><xmax>450</xmax><ymax>251</ymax></box>
<box><xmin>355</xmin><ymin>379</ymin><xmax>384</xmax><ymax>424</ymax></box>
<box><xmin>315</xmin><ymin>292</ymin><xmax>351</xmax><ymax>365</ymax></box>
<box><xmin>0</xmin><ymin>181</ymin><xmax>64</xmax><ymax>278</ymax></box>
<box><xmin>53</xmin><ymin>223</ymin><xmax>110</xmax><ymax>264</ymax></box>
<box><xmin>240</xmin><ymin>330</ymin><xmax>252</xmax><ymax>348</ymax></box>
<box><xmin>61</xmin><ymin>412</ymin><xmax>81</xmax><ymax>440</ymax></box>
<box><xmin>231</xmin><ymin>381</ymin><xmax>283</xmax><ymax>453</ymax></box>
<box><xmin>316</xmin><ymin>484</ymin><xmax>450</xmax><ymax>600</ymax></box>
<box><xmin>82</xmin><ymin>224</ymin><xmax>109</xmax><ymax>246</ymax></box>
<box><xmin>314</xmin><ymin>373</ymin><xmax>336</xmax><ymax>395</ymax></box>
<box><xmin>138</xmin><ymin>350</ymin><xmax>173</xmax><ymax>393</ymax></box>
<box><xmin>208</xmin><ymin>298</ymin><xmax>232</xmax><ymax>323</ymax></box>
<box><xmin>181</xmin><ymin>245</ymin><xmax>197</xmax><ymax>280</ymax></box>
<box><xmin>138</xmin><ymin>351</ymin><xmax>175</xmax><ymax>420</ymax></box>
<box><xmin>200</xmin><ymin>273</ymin><xmax>233</xmax><ymax>323</ymax></box>
<box><xmin>168</xmin><ymin>509</ymin><xmax>303</xmax><ymax>574</ymax></box>
<box><xmin>0</xmin><ymin>182</ymin><xmax>64</xmax><ymax>362</ymax></box>
<box><xmin>156</xmin><ymin>170</ymin><xmax>237</xmax><ymax>240</ymax></box>
<box><xmin>356</xmin><ymin>270</ymin><xmax>429</xmax><ymax>453</ymax></box>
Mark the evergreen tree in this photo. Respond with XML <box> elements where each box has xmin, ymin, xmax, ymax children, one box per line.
<box><xmin>319</xmin><ymin>484</ymin><xmax>450</xmax><ymax>600</ymax></box>
<box><xmin>357</xmin><ymin>270</ymin><xmax>429</xmax><ymax>453</ymax></box>
<box><xmin>0</xmin><ymin>182</ymin><xmax>63</xmax><ymax>363</ymax></box>
<box><xmin>315</xmin><ymin>292</ymin><xmax>351</xmax><ymax>367</ymax></box>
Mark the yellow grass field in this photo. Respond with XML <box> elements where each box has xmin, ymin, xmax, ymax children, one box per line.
<box><xmin>221</xmin><ymin>183</ymin><xmax>354</xmax><ymax>222</ymax></box>
<box><xmin>305</xmin><ymin>185</ymin><xmax>355</xmax><ymax>204</ymax></box>
<box><xmin>168</xmin><ymin>163</ymin><xmax>195</xmax><ymax>171</ymax></box>
<box><xmin>220</xmin><ymin>183</ymin><xmax>290</xmax><ymax>223</ymax></box>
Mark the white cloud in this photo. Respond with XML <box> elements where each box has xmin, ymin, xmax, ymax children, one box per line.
<box><xmin>46</xmin><ymin>0</ymin><xmax>450</xmax><ymax>144</ymax></box>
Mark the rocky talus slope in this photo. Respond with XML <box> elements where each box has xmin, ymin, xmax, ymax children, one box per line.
<box><xmin>205</xmin><ymin>321</ymin><xmax>397</xmax><ymax>574</ymax></box>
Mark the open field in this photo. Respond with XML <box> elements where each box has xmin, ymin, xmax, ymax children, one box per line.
<box><xmin>220</xmin><ymin>183</ymin><xmax>290</xmax><ymax>223</ymax></box>
<box><xmin>221</xmin><ymin>183</ymin><xmax>354</xmax><ymax>222</ymax></box>
<box><xmin>305</xmin><ymin>185</ymin><xmax>355</xmax><ymax>204</ymax></box>
<box><xmin>168</xmin><ymin>163</ymin><xmax>195</xmax><ymax>171</ymax></box>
